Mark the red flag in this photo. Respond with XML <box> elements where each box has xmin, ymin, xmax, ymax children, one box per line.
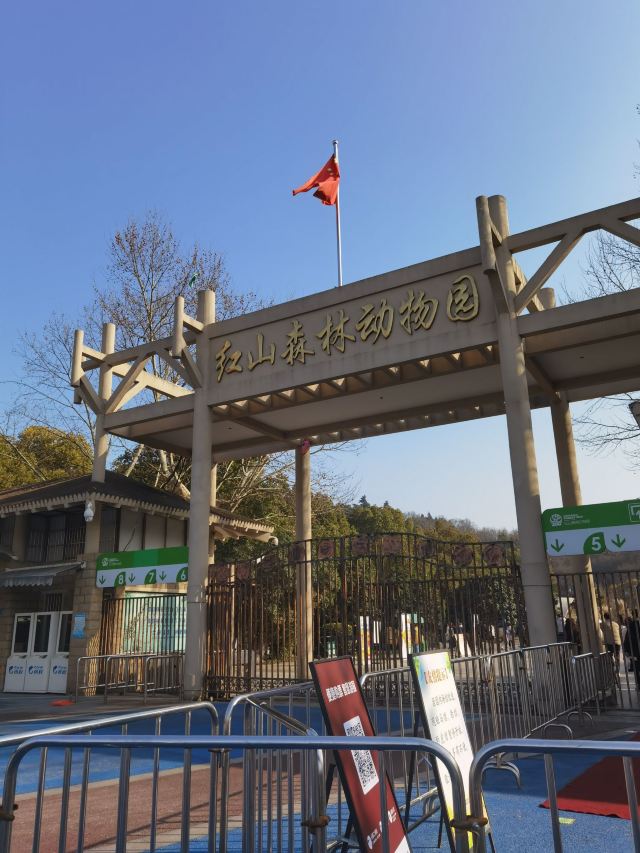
<box><xmin>292</xmin><ymin>155</ymin><xmax>340</xmax><ymax>206</ymax></box>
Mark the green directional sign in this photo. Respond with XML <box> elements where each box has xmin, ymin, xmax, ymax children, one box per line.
<box><xmin>541</xmin><ymin>499</ymin><xmax>640</xmax><ymax>557</ymax></box>
<box><xmin>96</xmin><ymin>546</ymin><xmax>189</xmax><ymax>588</ymax></box>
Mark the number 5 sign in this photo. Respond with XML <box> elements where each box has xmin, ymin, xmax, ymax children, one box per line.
<box><xmin>542</xmin><ymin>499</ymin><xmax>640</xmax><ymax>557</ymax></box>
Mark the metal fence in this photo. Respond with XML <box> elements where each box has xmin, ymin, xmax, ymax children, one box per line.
<box><xmin>469</xmin><ymin>738</ymin><xmax>640</xmax><ymax>853</ymax></box>
<box><xmin>0</xmin><ymin>702</ymin><xmax>218</xmax><ymax>852</ymax></box>
<box><xmin>0</xmin><ymin>733</ymin><xmax>470</xmax><ymax>853</ymax></box>
<box><xmin>551</xmin><ymin>567</ymin><xmax>640</xmax><ymax>709</ymax></box>
<box><xmin>220</xmin><ymin>680</ymin><xmax>442</xmax><ymax>848</ymax></box>
<box><xmin>75</xmin><ymin>652</ymin><xmax>184</xmax><ymax>702</ymax></box>
<box><xmin>218</xmin><ymin>642</ymin><xmax>587</xmax><ymax>849</ymax></box>
<box><xmin>207</xmin><ymin>532</ymin><xmax>525</xmax><ymax>697</ymax></box>
<box><xmin>100</xmin><ymin>592</ymin><xmax>186</xmax><ymax>655</ymax></box>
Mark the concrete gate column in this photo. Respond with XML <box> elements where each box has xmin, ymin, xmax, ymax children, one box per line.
<box><xmin>295</xmin><ymin>445</ymin><xmax>313</xmax><ymax>679</ymax></box>
<box><xmin>487</xmin><ymin>195</ymin><xmax>557</xmax><ymax>646</ymax></box>
<box><xmin>551</xmin><ymin>391</ymin><xmax>602</xmax><ymax>653</ymax></box>
<box><xmin>184</xmin><ymin>290</ymin><xmax>215</xmax><ymax>701</ymax></box>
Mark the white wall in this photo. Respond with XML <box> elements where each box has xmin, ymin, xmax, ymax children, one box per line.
<box><xmin>166</xmin><ymin>518</ymin><xmax>186</xmax><ymax>547</ymax></box>
<box><xmin>144</xmin><ymin>515</ymin><xmax>165</xmax><ymax>548</ymax></box>
<box><xmin>118</xmin><ymin>509</ymin><xmax>142</xmax><ymax>551</ymax></box>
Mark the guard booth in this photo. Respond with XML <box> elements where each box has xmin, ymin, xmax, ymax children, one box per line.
<box><xmin>0</xmin><ymin>471</ymin><xmax>274</xmax><ymax>697</ymax></box>
<box><xmin>4</xmin><ymin>610</ymin><xmax>72</xmax><ymax>693</ymax></box>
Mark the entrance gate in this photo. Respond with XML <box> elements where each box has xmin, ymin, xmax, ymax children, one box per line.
<box><xmin>100</xmin><ymin>592</ymin><xmax>186</xmax><ymax>656</ymax></box>
<box><xmin>206</xmin><ymin>532</ymin><xmax>526</xmax><ymax>697</ymax></box>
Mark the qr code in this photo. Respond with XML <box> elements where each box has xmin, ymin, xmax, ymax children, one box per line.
<box><xmin>343</xmin><ymin>715</ymin><xmax>379</xmax><ymax>794</ymax></box>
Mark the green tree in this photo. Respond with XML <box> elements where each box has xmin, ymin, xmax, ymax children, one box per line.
<box><xmin>346</xmin><ymin>501</ymin><xmax>409</xmax><ymax>535</ymax></box>
<box><xmin>0</xmin><ymin>426</ymin><xmax>92</xmax><ymax>490</ymax></box>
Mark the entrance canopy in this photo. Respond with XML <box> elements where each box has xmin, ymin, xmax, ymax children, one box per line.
<box><xmin>0</xmin><ymin>562</ymin><xmax>81</xmax><ymax>588</ymax></box>
<box><xmin>75</xmin><ymin>196</ymin><xmax>640</xmax><ymax>462</ymax></box>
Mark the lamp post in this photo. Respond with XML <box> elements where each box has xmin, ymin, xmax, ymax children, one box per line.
<box><xmin>630</xmin><ymin>400</ymin><xmax>640</xmax><ymax>429</ymax></box>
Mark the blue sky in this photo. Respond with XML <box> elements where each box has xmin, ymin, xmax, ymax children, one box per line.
<box><xmin>1</xmin><ymin>1</ymin><xmax>639</xmax><ymax>527</ymax></box>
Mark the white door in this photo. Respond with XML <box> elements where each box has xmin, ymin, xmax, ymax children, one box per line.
<box><xmin>4</xmin><ymin>613</ymin><xmax>34</xmax><ymax>691</ymax></box>
<box><xmin>24</xmin><ymin>612</ymin><xmax>60</xmax><ymax>693</ymax></box>
<box><xmin>48</xmin><ymin>612</ymin><xmax>72</xmax><ymax>693</ymax></box>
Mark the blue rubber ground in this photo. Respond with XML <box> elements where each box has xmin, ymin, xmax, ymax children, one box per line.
<box><xmin>153</xmin><ymin>751</ymin><xmax>637</xmax><ymax>852</ymax></box>
<box><xmin>0</xmin><ymin>705</ymin><xmax>228</xmax><ymax>794</ymax></box>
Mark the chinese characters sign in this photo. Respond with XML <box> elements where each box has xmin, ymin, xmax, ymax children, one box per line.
<box><xmin>209</xmin><ymin>266</ymin><xmax>487</xmax><ymax>403</ymax></box>
<box><xmin>310</xmin><ymin>657</ymin><xmax>410</xmax><ymax>853</ymax></box>
<box><xmin>409</xmin><ymin>650</ymin><xmax>483</xmax><ymax>847</ymax></box>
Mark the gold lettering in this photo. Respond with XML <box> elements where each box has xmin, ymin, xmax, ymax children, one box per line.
<box><xmin>215</xmin><ymin>339</ymin><xmax>243</xmax><ymax>382</ymax></box>
<box><xmin>399</xmin><ymin>290</ymin><xmax>438</xmax><ymax>334</ymax></box>
<box><xmin>247</xmin><ymin>333</ymin><xmax>276</xmax><ymax>371</ymax></box>
<box><xmin>355</xmin><ymin>299</ymin><xmax>394</xmax><ymax>343</ymax></box>
<box><xmin>447</xmin><ymin>275</ymin><xmax>479</xmax><ymax>322</ymax></box>
<box><xmin>316</xmin><ymin>309</ymin><xmax>356</xmax><ymax>355</ymax></box>
<box><xmin>281</xmin><ymin>320</ymin><xmax>314</xmax><ymax>365</ymax></box>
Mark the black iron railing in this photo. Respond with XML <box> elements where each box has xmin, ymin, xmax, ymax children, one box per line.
<box><xmin>206</xmin><ymin>532</ymin><xmax>525</xmax><ymax>698</ymax></box>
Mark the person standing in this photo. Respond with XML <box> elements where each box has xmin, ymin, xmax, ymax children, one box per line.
<box><xmin>602</xmin><ymin>612</ymin><xmax>622</xmax><ymax>672</ymax></box>
<box><xmin>623</xmin><ymin>611</ymin><xmax>640</xmax><ymax>687</ymax></box>
<box><xmin>564</xmin><ymin>614</ymin><xmax>581</xmax><ymax>652</ymax></box>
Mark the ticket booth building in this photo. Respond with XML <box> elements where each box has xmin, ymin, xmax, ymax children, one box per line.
<box><xmin>0</xmin><ymin>471</ymin><xmax>272</xmax><ymax>693</ymax></box>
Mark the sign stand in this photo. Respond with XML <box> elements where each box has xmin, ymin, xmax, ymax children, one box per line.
<box><xmin>409</xmin><ymin>650</ymin><xmax>493</xmax><ymax>852</ymax></box>
<box><xmin>310</xmin><ymin>656</ymin><xmax>412</xmax><ymax>853</ymax></box>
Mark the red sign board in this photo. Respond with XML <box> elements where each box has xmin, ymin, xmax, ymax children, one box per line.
<box><xmin>310</xmin><ymin>657</ymin><xmax>411</xmax><ymax>853</ymax></box>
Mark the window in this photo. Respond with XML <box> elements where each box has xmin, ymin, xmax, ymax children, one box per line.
<box><xmin>33</xmin><ymin>614</ymin><xmax>51</xmax><ymax>653</ymax></box>
<box><xmin>63</xmin><ymin>512</ymin><xmax>85</xmax><ymax>559</ymax></box>
<box><xmin>13</xmin><ymin>615</ymin><xmax>32</xmax><ymax>654</ymax></box>
<box><xmin>99</xmin><ymin>506</ymin><xmax>120</xmax><ymax>554</ymax></box>
<box><xmin>43</xmin><ymin>592</ymin><xmax>63</xmax><ymax>611</ymax></box>
<box><xmin>26</xmin><ymin>516</ymin><xmax>47</xmax><ymax>562</ymax></box>
<box><xmin>46</xmin><ymin>514</ymin><xmax>65</xmax><ymax>562</ymax></box>
<box><xmin>0</xmin><ymin>516</ymin><xmax>15</xmax><ymax>550</ymax></box>
<box><xmin>26</xmin><ymin>511</ymin><xmax>86</xmax><ymax>564</ymax></box>
<box><xmin>57</xmin><ymin>613</ymin><xmax>72</xmax><ymax>654</ymax></box>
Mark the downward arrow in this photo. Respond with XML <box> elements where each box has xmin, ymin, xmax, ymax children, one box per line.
<box><xmin>611</xmin><ymin>534</ymin><xmax>627</xmax><ymax>548</ymax></box>
<box><xmin>159</xmin><ymin>571</ymin><xmax>167</xmax><ymax>580</ymax></box>
<box><xmin>128</xmin><ymin>572</ymin><xmax>136</xmax><ymax>583</ymax></box>
<box><xmin>98</xmin><ymin>575</ymin><xmax>106</xmax><ymax>585</ymax></box>
<box><xmin>550</xmin><ymin>539</ymin><xmax>565</xmax><ymax>553</ymax></box>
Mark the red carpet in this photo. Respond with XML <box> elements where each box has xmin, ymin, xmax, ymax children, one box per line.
<box><xmin>542</xmin><ymin>734</ymin><xmax>640</xmax><ymax>819</ymax></box>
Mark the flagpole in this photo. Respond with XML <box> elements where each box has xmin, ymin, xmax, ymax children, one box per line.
<box><xmin>333</xmin><ymin>139</ymin><xmax>343</xmax><ymax>287</ymax></box>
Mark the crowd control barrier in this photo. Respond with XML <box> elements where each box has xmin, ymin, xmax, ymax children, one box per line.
<box><xmin>221</xmin><ymin>642</ymin><xmax>591</xmax><ymax>847</ymax></box>
<box><xmin>0</xmin><ymin>703</ymin><xmax>218</xmax><ymax>853</ymax></box>
<box><xmin>0</xmin><ymin>734</ymin><xmax>471</xmax><ymax>853</ymax></box>
<box><xmin>75</xmin><ymin>652</ymin><xmax>184</xmax><ymax>702</ymax></box>
<box><xmin>469</xmin><ymin>738</ymin><xmax>640</xmax><ymax>853</ymax></box>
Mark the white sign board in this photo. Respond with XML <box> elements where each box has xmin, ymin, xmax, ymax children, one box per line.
<box><xmin>409</xmin><ymin>649</ymin><xmax>481</xmax><ymax>843</ymax></box>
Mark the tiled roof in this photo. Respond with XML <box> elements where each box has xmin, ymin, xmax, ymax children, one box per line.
<box><xmin>0</xmin><ymin>471</ymin><xmax>272</xmax><ymax>535</ymax></box>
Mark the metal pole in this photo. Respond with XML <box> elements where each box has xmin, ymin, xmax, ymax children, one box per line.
<box><xmin>333</xmin><ymin>139</ymin><xmax>343</xmax><ymax>287</ymax></box>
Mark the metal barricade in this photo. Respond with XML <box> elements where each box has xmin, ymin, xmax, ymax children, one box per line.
<box><xmin>570</xmin><ymin>653</ymin><xmax>599</xmax><ymax>721</ymax></box>
<box><xmin>0</xmin><ymin>734</ymin><xmax>470</xmax><ymax>853</ymax></box>
<box><xmin>469</xmin><ymin>737</ymin><xmax>640</xmax><ymax>852</ymax></box>
<box><xmin>220</xmin><ymin>681</ymin><xmax>353</xmax><ymax>850</ymax></box>
<box><xmin>519</xmin><ymin>643</ymin><xmax>576</xmax><ymax>737</ymax></box>
<box><xmin>360</xmin><ymin>666</ymin><xmax>441</xmax><ymax>828</ymax></box>
<box><xmin>221</xmin><ymin>675</ymin><xmax>452</xmax><ymax>847</ymax></box>
<box><xmin>0</xmin><ymin>702</ymin><xmax>218</xmax><ymax>852</ymax></box>
<box><xmin>75</xmin><ymin>652</ymin><xmax>184</xmax><ymax>702</ymax></box>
